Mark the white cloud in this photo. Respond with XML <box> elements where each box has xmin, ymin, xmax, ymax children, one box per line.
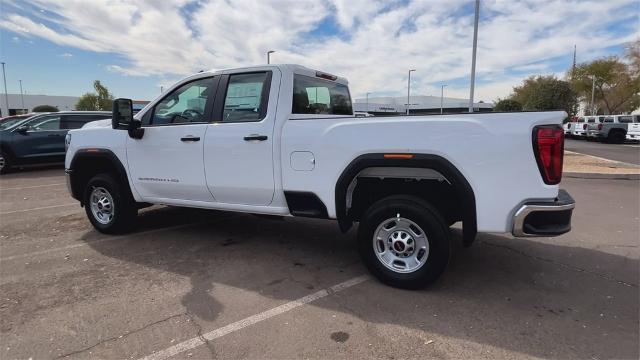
<box><xmin>1</xmin><ymin>0</ymin><xmax>637</xmax><ymax>101</ymax></box>
<box><xmin>59</xmin><ymin>52</ymin><xmax>73</xmax><ymax>58</ymax></box>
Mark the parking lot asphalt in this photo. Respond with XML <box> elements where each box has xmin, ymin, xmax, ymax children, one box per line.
<box><xmin>1</xmin><ymin>169</ymin><xmax>638</xmax><ymax>359</ymax></box>
<box><xmin>565</xmin><ymin>138</ymin><xmax>640</xmax><ymax>165</ymax></box>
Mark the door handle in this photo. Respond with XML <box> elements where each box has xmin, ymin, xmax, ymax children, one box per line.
<box><xmin>180</xmin><ymin>136</ymin><xmax>200</xmax><ymax>142</ymax></box>
<box><xmin>243</xmin><ymin>134</ymin><xmax>268</xmax><ymax>141</ymax></box>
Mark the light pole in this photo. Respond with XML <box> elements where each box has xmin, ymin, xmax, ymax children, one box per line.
<box><xmin>1</xmin><ymin>62</ymin><xmax>8</xmax><ymax>117</ymax></box>
<box><xmin>267</xmin><ymin>50</ymin><xmax>275</xmax><ymax>64</ymax></box>
<box><xmin>19</xmin><ymin>80</ymin><xmax>25</xmax><ymax>113</ymax></box>
<box><xmin>440</xmin><ymin>84</ymin><xmax>447</xmax><ymax>114</ymax></box>
<box><xmin>366</xmin><ymin>92</ymin><xmax>370</xmax><ymax>112</ymax></box>
<box><xmin>590</xmin><ymin>76</ymin><xmax>596</xmax><ymax>115</ymax></box>
<box><xmin>468</xmin><ymin>0</ymin><xmax>480</xmax><ymax>113</ymax></box>
<box><xmin>407</xmin><ymin>69</ymin><xmax>416</xmax><ymax>115</ymax></box>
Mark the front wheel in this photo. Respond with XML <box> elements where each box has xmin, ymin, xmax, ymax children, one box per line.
<box><xmin>0</xmin><ymin>151</ymin><xmax>11</xmax><ymax>174</ymax></box>
<box><xmin>358</xmin><ymin>196</ymin><xmax>450</xmax><ymax>289</ymax></box>
<box><xmin>84</xmin><ymin>173</ymin><xmax>137</xmax><ymax>234</ymax></box>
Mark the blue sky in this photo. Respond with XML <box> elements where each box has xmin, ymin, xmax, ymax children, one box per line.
<box><xmin>1</xmin><ymin>0</ymin><xmax>638</xmax><ymax>102</ymax></box>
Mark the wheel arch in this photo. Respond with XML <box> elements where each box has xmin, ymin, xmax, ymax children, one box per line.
<box><xmin>68</xmin><ymin>149</ymin><xmax>134</xmax><ymax>205</ymax></box>
<box><xmin>0</xmin><ymin>141</ymin><xmax>16</xmax><ymax>159</ymax></box>
<box><xmin>335</xmin><ymin>153</ymin><xmax>477</xmax><ymax>245</ymax></box>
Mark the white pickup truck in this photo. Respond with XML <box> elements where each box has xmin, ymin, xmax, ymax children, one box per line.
<box><xmin>65</xmin><ymin>64</ymin><xmax>575</xmax><ymax>289</ymax></box>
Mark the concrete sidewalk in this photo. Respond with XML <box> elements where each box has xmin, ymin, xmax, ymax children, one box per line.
<box><xmin>564</xmin><ymin>150</ymin><xmax>640</xmax><ymax>175</ymax></box>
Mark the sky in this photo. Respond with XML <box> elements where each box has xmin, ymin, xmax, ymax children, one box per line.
<box><xmin>0</xmin><ymin>0</ymin><xmax>638</xmax><ymax>103</ymax></box>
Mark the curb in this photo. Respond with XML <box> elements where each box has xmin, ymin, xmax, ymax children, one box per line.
<box><xmin>564</xmin><ymin>172</ymin><xmax>640</xmax><ymax>180</ymax></box>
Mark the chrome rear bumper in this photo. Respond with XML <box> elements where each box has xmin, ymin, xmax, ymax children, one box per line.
<box><xmin>512</xmin><ymin>189</ymin><xmax>575</xmax><ymax>237</ymax></box>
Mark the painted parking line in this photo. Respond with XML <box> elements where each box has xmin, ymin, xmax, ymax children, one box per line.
<box><xmin>0</xmin><ymin>183</ymin><xmax>66</xmax><ymax>191</ymax></box>
<box><xmin>139</xmin><ymin>275</ymin><xmax>370</xmax><ymax>360</ymax></box>
<box><xmin>0</xmin><ymin>217</ymin><xmax>234</xmax><ymax>262</ymax></box>
<box><xmin>0</xmin><ymin>203</ymin><xmax>78</xmax><ymax>215</ymax></box>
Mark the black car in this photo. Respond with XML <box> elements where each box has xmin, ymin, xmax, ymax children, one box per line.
<box><xmin>0</xmin><ymin>111</ymin><xmax>111</xmax><ymax>174</ymax></box>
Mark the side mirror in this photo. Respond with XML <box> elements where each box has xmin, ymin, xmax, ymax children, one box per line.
<box><xmin>112</xmin><ymin>98</ymin><xmax>144</xmax><ymax>139</ymax></box>
<box><xmin>112</xmin><ymin>98</ymin><xmax>134</xmax><ymax>130</ymax></box>
<box><xmin>16</xmin><ymin>125</ymin><xmax>29</xmax><ymax>133</ymax></box>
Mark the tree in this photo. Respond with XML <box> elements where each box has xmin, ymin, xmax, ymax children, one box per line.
<box><xmin>32</xmin><ymin>105</ymin><xmax>59</xmax><ymax>112</ymax></box>
<box><xmin>493</xmin><ymin>99</ymin><xmax>522</xmax><ymax>112</ymax></box>
<box><xmin>75</xmin><ymin>80</ymin><xmax>114</xmax><ymax>111</ymax></box>
<box><xmin>570</xmin><ymin>47</ymin><xmax>640</xmax><ymax>114</ymax></box>
<box><xmin>511</xmin><ymin>75</ymin><xmax>578</xmax><ymax>117</ymax></box>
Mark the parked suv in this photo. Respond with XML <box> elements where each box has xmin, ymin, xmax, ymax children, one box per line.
<box><xmin>0</xmin><ymin>111</ymin><xmax>111</xmax><ymax>174</ymax></box>
<box><xmin>586</xmin><ymin>114</ymin><xmax>639</xmax><ymax>143</ymax></box>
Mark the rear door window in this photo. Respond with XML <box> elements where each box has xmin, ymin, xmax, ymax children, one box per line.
<box><xmin>221</xmin><ymin>72</ymin><xmax>270</xmax><ymax>123</ymax></box>
<box><xmin>618</xmin><ymin>116</ymin><xmax>633</xmax><ymax>123</ymax></box>
<box><xmin>60</xmin><ymin>114</ymin><xmax>110</xmax><ymax>129</ymax></box>
<box><xmin>292</xmin><ymin>75</ymin><xmax>352</xmax><ymax>115</ymax></box>
<box><xmin>27</xmin><ymin>115</ymin><xmax>61</xmax><ymax>131</ymax></box>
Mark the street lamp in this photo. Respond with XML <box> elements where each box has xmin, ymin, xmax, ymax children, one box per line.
<box><xmin>267</xmin><ymin>50</ymin><xmax>275</xmax><ymax>64</ymax></box>
<box><xmin>468</xmin><ymin>0</ymin><xmax>480</xmax><ymax>113</ymax></box>
<box><xmin>366</xmin><ymin>92</ymin><xmax>370</xmax><ymax>112</ymax></box>
<box><xmin>407</xmin><ymin>69</ymin><xmax>416</xmax><ymax>115</ymax></box>
<box><xmin>590</xmin><ymin>76</ymin><xmax>596</xmax><ymax>115</ymax></box>
<box><xmin>19</xmin><ymin>80</ymin><xmax>25</xmax><ymax>114</ymax></box>
<box><xmin>440</xmin><ymin>84</ymin><xmax>447</xmax><ymax>114</ymax></box>
<box><xmin>1</xmin><ymin>62</ymin><xmax>8</xmax><ymax>117</ymax></box>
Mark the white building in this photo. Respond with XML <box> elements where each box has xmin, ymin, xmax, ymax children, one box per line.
<box><xmin>354</xmin><ymin>95</ymin><xmax>493</xmax><ymax>115</ymax></box>
<box><xmin>0</xmin><ymin>93</ymin><xmax>150</xmax><ymax>117</ymax></box>
<box><xmin>0</xmin><ymin>93</ymin><xmax>79</xmax><ymax>117</ymax></box>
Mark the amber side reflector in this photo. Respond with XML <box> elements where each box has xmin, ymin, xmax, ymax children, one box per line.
<box><xmin>383</xmin><ymin>154</ymin><xmax>414</xmax><ymax>159</ymax></box>
<box><xmin>86</xmin><ymin>149</ymin><xmax>100</xmax><ymax>153</ymax></box>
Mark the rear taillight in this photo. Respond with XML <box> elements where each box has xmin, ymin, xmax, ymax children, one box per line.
<box><xmin>598</xmin><ymin>123</ymin><xmax>603</xmax><ymax>131</ymax></box>
<box><xmin>533</xmin><ymin>125</ymin><xmax>564</xmax><ymax>185</ymax></box>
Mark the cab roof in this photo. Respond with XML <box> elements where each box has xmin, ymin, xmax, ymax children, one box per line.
<box><xmin>202</xmin><ymin>64</ymin><xmax>349</xmax><ymax>85</ymax></box>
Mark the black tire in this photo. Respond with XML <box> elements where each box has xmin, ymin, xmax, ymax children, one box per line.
<box><xmin>358</xmin><ymin>195</ymin><xmax>450</xmax><ymax>289</ymax></box>
<box><xmin>607</xmin><ymin>131</ymin><xmax>625</xmax><ymax>144</ymax></box>
<box><xmin>0</xmin><ymin>151</ymin><xmax>11</xmax><ymax>175</ymax></box>
<box><xmin>84</xmin><ymin>173</ymin><xmax>137</xmax><ymax>234</ymax></box>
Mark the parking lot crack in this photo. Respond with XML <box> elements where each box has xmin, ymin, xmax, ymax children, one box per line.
<box><xmin>185</xmin><ymin>311</ymin><xmax>217</xmax><ymax>359</ymax></box>
<box><xmin>481</xmin><ymin>241</ymin><xmax>638</xmax><ymax>288</ymax></box>
<box><xmin>54</xmin><ymin>312</ymin><xmax>187</xmax><ymax>359</ymax></box>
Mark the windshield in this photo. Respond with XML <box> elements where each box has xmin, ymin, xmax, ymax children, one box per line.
<box><xmin>0</xmin><ymin>116</ymin><xmax>33</xmax><ymax>130</ymax></box>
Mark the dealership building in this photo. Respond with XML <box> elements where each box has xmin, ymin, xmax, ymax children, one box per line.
<box><xmin>0</xmin><ymin>93</ymin><xmax>80</xmax><ymax>116</ymax></box>
<box><xmin>0</xmin><ymin>93</ymin><xmax>149</xmax><ymax>117</ymax></box>
<box><xmin>354</xmin><ymin>95</ymin><xmax>493</xmax><ymax>115</ymax></box>
<box><xmin>2</xmin><ymin>92</ymin><xmax>491</xmax><ymax>117</ymax></box>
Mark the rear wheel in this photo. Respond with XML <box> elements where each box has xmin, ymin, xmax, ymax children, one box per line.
<box><xmin>0</xmin><ymin>151</ymin><xmax>11</xmax><ymax>175</ymax></box>
<box><xmin>607</xmin><ymin>131</ymin><xmax>625</xmax><ymax>144</ymax></box>
<box><xmin>358</xmin><ymin>195</ymin><xmax>450</xmax><ymax>289</ymax></box>
<box><xmin>84</xmin><ymin>173</ymin><xmax>137</xmax><ymax>234</ymax></box>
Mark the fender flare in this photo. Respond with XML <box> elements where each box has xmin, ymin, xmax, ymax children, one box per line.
<box><xmin>335</xmin><ymin>153</ymin><xmax>477</xmax><ymax>245</ymax></box>
<box><xmin>68</xmin><ymin>148</ymin><xmax>134</xmax><ymax>203</ymax></box>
